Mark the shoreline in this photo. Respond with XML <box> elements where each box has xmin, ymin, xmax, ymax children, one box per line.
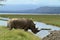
<box><xmin>0</xmin><ymin>13</ymin><xmax>60</xmax><ymax>15</ymax></box>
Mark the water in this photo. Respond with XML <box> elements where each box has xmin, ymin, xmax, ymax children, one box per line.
<box><xmin>0</xmin><ymin>20</ymin><xmax>7</xmax><ymax>26</ymax></box>
<box><xmin>0</xmin><ymin>20</ymin><xmax>60</xmax><ymax>38</ymax></box>
<box><xmin>34</xmin><ymin>22</ymin><xmax>60</xmax><ymax>38</ymax></box>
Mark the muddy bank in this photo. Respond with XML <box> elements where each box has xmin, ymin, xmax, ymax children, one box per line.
<box><xmin>42</xmin><ymin>30</ymin><xmax>60</xmax><ymax>40</ymax></box>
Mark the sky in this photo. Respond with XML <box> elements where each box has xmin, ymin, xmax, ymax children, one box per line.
<box><xmin>0</xmin><ymin>0</ymin><xmax>60</xmax><ymax>13</ymax></box>
<box><xmin>2</xmin><ymin>0</ymin><xmax>60</xmax><ymax>6</ymax></box>
<box><xmin>0</xmin><ymin>0</ymin><xmax>60</xmax><ymax>11</ymax></box>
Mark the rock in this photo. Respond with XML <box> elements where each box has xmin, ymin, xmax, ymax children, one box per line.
<box><xmin>42</xmin><ymin>30</ymin><xmax>60</xmax><ymax>40</ymax></box>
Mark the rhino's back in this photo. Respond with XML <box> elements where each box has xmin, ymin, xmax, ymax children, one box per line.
<box><xmin>8</xmin><ymin>18</ymin><xmax>34</xmax><ymax>27</ymax></box>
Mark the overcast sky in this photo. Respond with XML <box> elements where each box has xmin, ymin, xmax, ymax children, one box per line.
<box><xmin>3</xmin><ymin>0</ymin><xmax>60</xmax><ymax>6</ymax></box>
<box><xmin>0</xmin><ymin>0</ymin><xmax>58</xmax><ymax>7</ymax></box>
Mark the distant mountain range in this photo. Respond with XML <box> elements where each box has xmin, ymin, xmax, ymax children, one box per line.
<box><xmin>23</xmin><ymin>6</ymin><xmax>60</xmax><ymax>14</ymax></box>
<box><xmin>35</xmin><ymin>6</ymin><xmax>60</xmax><ymax>13</ymax></box>
<box><xmin>0</xmin><ymin>6</ymin><xmax>60</xmax><ymax>14</ymax></box>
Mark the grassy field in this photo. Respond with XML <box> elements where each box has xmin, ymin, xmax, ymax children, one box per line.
<box><xmin>0</xmin><ymin>15</ymin><xmax>60</xmax><ymax>27</ymax></box>
<box><xmin>0</xmin><ymin>14</ymin><xmax>60</xmax><ymax>40</ymax></box>
<box><xmin>0</xmin><ymin>26</ymin><xmax>41</xmax><ymax>40</ymax></box>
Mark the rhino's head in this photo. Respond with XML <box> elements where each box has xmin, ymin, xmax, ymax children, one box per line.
<box><xmin>30</xmin><ymin>24</ymin><xmax>40</xmax><ymax>34</ymax></box>
<box><xmin>32</xmin><ymin>28</ymin><xmax>40</xmax><ymax>34</ymax></box>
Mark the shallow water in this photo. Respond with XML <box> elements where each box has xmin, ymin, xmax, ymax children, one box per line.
<box><xmin>34</xmin><ymin>22</ymin><xmax>60</xmax><ymax>38</ymax></box>
<box><xmin>0</xmin><ymin>20</ymin><xmax>7</xmax><ymax>26</ymax></box>
<box><xmin>0</xmin><ymin>20</ymin><xmax>60</xmax><ymax>38</ymax></box>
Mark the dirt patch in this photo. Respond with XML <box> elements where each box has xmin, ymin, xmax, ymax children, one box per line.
<box><xmin>42</xmin><ymin>30</ymin><xmax>60</xmax><ymax>40</ymax></box>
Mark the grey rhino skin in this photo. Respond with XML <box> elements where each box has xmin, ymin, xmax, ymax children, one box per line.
<box><xmin>7</xmin><ymin>18</ymin><xmax>40</xmax><ymax>34</ymax></box>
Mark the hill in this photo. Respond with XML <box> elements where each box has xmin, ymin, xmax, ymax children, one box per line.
<box><xmin>23</xmin><ymin>6</ymin><xmax>60</xmax><ymax>13</ymax></box>
<box><xmin>34</xmin><ymin>6</ymin><xmax>60</xmax><ymax>13</ymax></box>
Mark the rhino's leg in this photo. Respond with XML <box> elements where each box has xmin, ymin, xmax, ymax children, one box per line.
<box><xmin>24</xmin><ymin>26</ymin><xmax>29</xmax><ymax>31</ymax></box>
<box><xmin>24</xmin><ymin>28</ymin><xmax>28</xmax><ymax>31</ymax></box>
<box><xmin>7</xmin><ymin>23</ymin><xmax>9</xmax><ymax>28</ymax></box>
<box><xmin>9</xmin><ymin>25</ymin><xmax>13</xmax><ymax>30</ymax></box>
<box><xmin>9</xmin><ymin>27</ymin><xmax>13</xmax><ymax>30</ymax></box>
<box><xmin>8</xmin><ymin>23</ymin><xmax>14</xmax><ymax>30</ymax></box>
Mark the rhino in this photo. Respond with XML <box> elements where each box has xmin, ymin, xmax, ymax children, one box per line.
<box><xmin>7</xmin><ymin>18</ymin><xmax>40</xmax><ymax>34</ymax></box>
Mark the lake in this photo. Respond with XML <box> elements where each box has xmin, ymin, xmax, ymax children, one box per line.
<box><xmin>0</xmin><ymin>20</ymin><xmax>60</xmax><ymax>38</ymax></box>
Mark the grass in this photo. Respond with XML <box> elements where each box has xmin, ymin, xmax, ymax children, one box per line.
<box><xmin>0</xmin><ymin>15</ymin><xmax>60</xmax><ymax>27</ymax></box>
<box><xmin>0</xmin><ymin>26</ymin><xmax>41</xmax><ymax>40</ymax></box>
<box><xmin>0</xmin><ymin>14</ymin><xmax>60</xmax><ymax>40</ymax></box>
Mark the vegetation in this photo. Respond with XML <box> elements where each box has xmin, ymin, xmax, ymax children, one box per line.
<box><xmin>0</xmin><ymin>26</ymin><xmax>41</xmax><ymax>40</ymax></box>
<box><xmin>0</xmin><ymin>15</ymin><xmax>60</xmax><ymax>27</ymax></box>
<box><xmin>0</xmin><ymin>14</ymin><xmax>60</xmax><ymax>40</ymax></box>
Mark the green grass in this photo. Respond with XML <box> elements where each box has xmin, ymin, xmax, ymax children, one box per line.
<box><xmin>0</xmin><ymin>26</ymin><xmax>41</xmax><ymax>40</ymax></box>
<box><xmin>0</xmin><ymin>15</ymin><xmax>60</xmax><ymax>27</ymax></box>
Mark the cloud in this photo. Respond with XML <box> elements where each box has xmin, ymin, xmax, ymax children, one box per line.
<box><xmin>4</xmin><ymin>0</ymin><xmax>60</xmax><ymax>6</ymax></box>
<box><xmin>5</xmin><ymin>0</ymin><xmax>40</xmax><ymax>5</ymax></box>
